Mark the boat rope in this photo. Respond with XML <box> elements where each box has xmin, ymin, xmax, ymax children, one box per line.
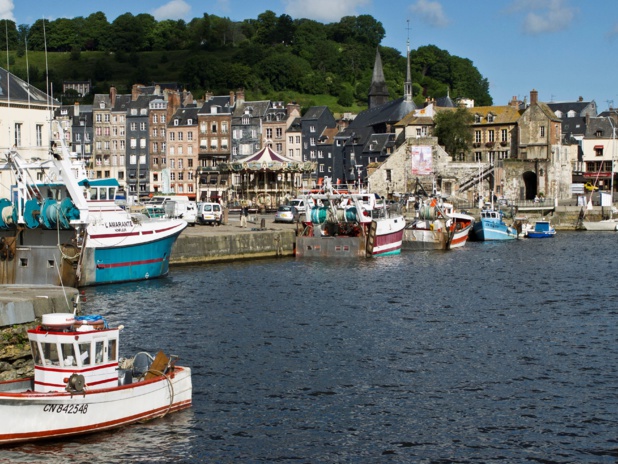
<box><xmin>147</xmin><ymin>368</ymin><xmax>175</xmax><ymax>417</ymax></box>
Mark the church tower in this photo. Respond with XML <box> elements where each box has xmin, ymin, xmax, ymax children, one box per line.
<box><xmin>404</xmin><ymin>39</ymin><xmax>413</xmax><ymax>103</ymax></box>
<box><xmin>368</xmin><ymin>48</ymin><xmax>389</xmax><ymax>109</ymax></box>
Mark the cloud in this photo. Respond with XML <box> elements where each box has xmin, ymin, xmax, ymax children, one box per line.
<box><xmin>0</xmin><ymin>0</ymin><xmax>15</xmax><ymax>22</ymax></box>
<box><xmin>283</xmin><ymin>0</ymin><xmax>370</xmax><ymax>22</ymax></box>
<box><xmin>508</xmin><ymin>0</ymin><xmax>576</xmax><ymax>35</ymax></box>
<box><xmin>152</xmin><ymin>0</ymin><xmax>192</xmax><ymax>21</ymax></box>
<box><xmin>410</xmin><ymin>0</ymin><xmax>449</xmax><ymax>28</ymax></box>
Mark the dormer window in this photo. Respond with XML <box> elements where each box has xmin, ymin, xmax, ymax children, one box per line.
<box><xmin>596</xmin><ymin>130</ymin><xmax>603</xmax><ymax>137</ymax></box>
<box><xmin>475</xmin><ymin>114</ymin><xmax>482</xmax><ymax>123</ymax></box>
<box><xmin>487</xmin><ymin>113</ymin><xmax>494</xmax><ymax>123</ymax></box>
<box><xmin>242</xmin><ymin>116</ymin><xmax>250</xmax><ymax>125</ymax></box>
<box><xmin>174</xmin><ymin>119</ymin><xmax>179</xmax><ymax>126</ymax></box>
<box><xmin>187</xmin><ymin>119</ymin><xmax>193</xmax><ymax>125</ymax></box>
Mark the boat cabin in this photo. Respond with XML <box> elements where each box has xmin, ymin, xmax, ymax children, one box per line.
<box><xmin>28</xmin><ymin>313</ymin><xmax>119</xmax><ymax>393</ymax></box>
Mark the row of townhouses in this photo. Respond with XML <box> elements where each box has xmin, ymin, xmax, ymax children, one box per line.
<box><xmin>0</xmin><ymin>48</ymin><xmax>616</xmax><ymax>208</ymax></box>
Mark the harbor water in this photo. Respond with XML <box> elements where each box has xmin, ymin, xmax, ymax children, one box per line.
<box><xmin>2</xmin><ymin>231</ymin><xmax>618</xmax><ymax>463</ymax></box>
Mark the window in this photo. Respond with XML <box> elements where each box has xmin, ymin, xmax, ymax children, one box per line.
<box><xmin>475</xmin><ymin>130</ymin><xmax>481</xmax><ymax>143</ymax></box>
<box><xmin>188</xmin><ymin>132</ymin><xmax>193</xmax><ymax>141</ymax></box>
<box><xmin>296</xmin><ymin>136</ymin><xmax>301</xmax><ymax>144</ymax></box>
<box><xmin>178</xmin><ymin>132</ymin><xmax>183</xmax><ymax>141</ymax></box>
<box><xmin>386</xmin><ymin>169</ymin><xmax>392</xmax><ymax>182</ymax></box>
<box><xmin>222</xmin><ymin>122</ymin><xmax>228</xmax><ymax>133</ymax></box>
<box><xmin>211</xmin><ymin>123</ymin><xmax>217</xmax><ymax>133</ymax></box>
<box><xmin>310</xmin><ymin>125</ymin><xmax>316</xmax><ymax>133</ymax></box>
<box><xmin>475</xmin><ymin>114</ymin><xmax>482</xmax><ymax>123</ymax></box>
<box><xmin>276</xmin><ymin>128</ymin><xmax>282</xmax><ymax>138</ymax></box>
<box><xmin>266</xmin><ymin>128</ymin><xmax>273</xmax><ymax>138</ymax></box>
<box><xmin>36</xmin><ymin>125</ymin><xmax>43</xmax><ymax>147</ymax></box>
<box><xmin>595</xmin><ymin>146</ymin><xmax>604</xmax><ymax>157</ymax></box>
<box><xmin>130</xmin><ymin>122</ymin><xmax>137</xmax><ymax>131</ymax></box>
<box><xmin>501</xmin><ymin>129</ymin><xmax>508</xmax><ymax>142</ymax></box>
<box><xmin>540</xmin><ymin>126</ymin><xmax>545</xmax><ymax>137</ymax></box>
<box><xmin>488</xmin><ymin>130</ymin><xmax>495</xmax><ymax>142</ymax></box>
<box><xmin>487</xmin><ymin>114</ymin><xmax>494</xmax><ymax>123</ymax></box>
<box><xmin>153</xmin><ymin>115</ymin><xmax>158</xmax><ymax>124</ymax></box>
<box><xmin>170</xmin><ymin>132</ymin><xmax>175</xmax><ymax>141</ymax></box>
<box><xmin>140</xmin><ymin>122</ymin><xmax>146</xmax><ymax>131</ymax></box>
<box><xmin>474</xmin><ymin>152</ymin><xmax>482</xmax><ymax>162</ymax></box>
<box><xmin>289</xmin><ymin>136</ymin><xmax>294</xmax><ymax>144</ymax></box>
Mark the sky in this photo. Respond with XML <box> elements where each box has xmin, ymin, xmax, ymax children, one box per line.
<box><xmin>4</xmin><ymin>0</ymin><xmax>618</xmax><ymax>110</ymax></box>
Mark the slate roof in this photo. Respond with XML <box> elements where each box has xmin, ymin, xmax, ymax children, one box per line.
<box><xmin>0</xmin><ymin>67</ymin><xmax>58</xmax><ymax>105</ymax></box>
<box><xmin>171</xmin><ymin>106</ymin><xmax>199</xmax><ymax>125</ymax></box>
<box><xmin>233</xmin><ymin>100</ymin><xmax>270</xmax><ymax>118</ymax></box>
<box><xmin>199</xmin><ymin>95</ymin><xmax>233</xmax><ymax>114</ymax></box>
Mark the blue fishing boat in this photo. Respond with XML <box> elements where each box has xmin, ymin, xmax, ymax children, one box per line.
<box><xmin>0</xmin><ymin>120</ymin><xmax>187</xmax><ymax>287</ymax></box>
<box><xmin>472</xmin><ymin>209</ymin><xmax>518</xmax><ymax>241</ymax></box>
<box><xmin>525</xmin><ymin>220</ymin><xmax>556</xmax><ymax>238</ymax></box>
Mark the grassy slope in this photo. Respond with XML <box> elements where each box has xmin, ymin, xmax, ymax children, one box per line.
<box><xmin>11</xmin><ymin>50</ymin><xmax>367</xmax><ymax>114</ymax></box>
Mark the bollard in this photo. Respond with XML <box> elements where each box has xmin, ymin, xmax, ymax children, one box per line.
<box><xmin>260</xmin><ymin>218</ymin><xmax>266</xmax><ymax>229</ymax></box>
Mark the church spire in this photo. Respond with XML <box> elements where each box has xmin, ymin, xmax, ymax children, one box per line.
<box><xmin>404</xmin><ymin>23</ymin><xmax>413</xmax><ymax>103</ymax></box>
<box><xmin>368</xmin><ymin>47</ymin><xmax>389</xmax><ymax>109</ymax></box>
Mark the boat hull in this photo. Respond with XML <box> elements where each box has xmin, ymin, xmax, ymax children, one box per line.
<box><xmin>403</xmin><ymin>228</ymin><xmax>449</xmax><ymax>250</ymax></box>
<box><xmin>0</xmin><ymin>367</ymin><xmax>192</xmax><ymax>445</ymax></box>
<box><xmin>582</xmin><ymin>220</ymin><xmax>618</xmax><ymax>231</ymax></box>
<box><xmin>472</xmin><ymin>221</ymin><xmax>518</xmax><ymax>241</ymax></box>
<box><xmin>81</xmin><ymin>226</ymin><xmax>185</xmax><ymax>286</ymax></box>
<box><xmin>367</xmin><ymin>217</ymin><xmax>405</xmax><ymax>257</ymax></box>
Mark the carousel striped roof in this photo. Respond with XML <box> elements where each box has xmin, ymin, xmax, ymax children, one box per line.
<box><xmin>237</xmin><ymin>146</ymin><xmax>295</xmax><ymax>164</ymax></box>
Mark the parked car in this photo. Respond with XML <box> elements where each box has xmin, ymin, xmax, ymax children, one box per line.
<box><xmin>197</xmin><ymin>202</ymin><xmax>223</xmax><ymax>226</ymax></box>
<box><xmin>164</xmin><ymin>200</ymin><xmax>197</xmax><ymax>226</ymax></box>
<box><xmin>289</xmin><ymin>198</ymin><xmax>314</xmax><ymax>212</ymax></box>
<box><xmin>274</xmin><ymin>205</ymin><xmax>300</xmax><ymax>223</ymax></box>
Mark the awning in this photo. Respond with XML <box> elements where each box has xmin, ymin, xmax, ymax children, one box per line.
<box><xmin>594</xmin><ymin>145</ymin><xmax>604</xmax><ymax>149</ymax></box>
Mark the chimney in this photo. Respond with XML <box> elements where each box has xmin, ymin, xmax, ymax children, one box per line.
<box><xmin>131</xmin><ymin>84</ymin><xmax>143</xmax><ymax>101</ymax></box>
<box><xmin>109</xmin><ymin>86</ymin><xmax>117</xmax><ymax>106</ymax></box>
<box><xmin>168</xmin><ymin>91</ymin><xmax>181</xmax><ymax>120</ymax></box>
<box><xmin>579</xmin><ymin>96</ymin><xmax>583</xmax><ymax>102</ymax></box>
<box><xmin>236</xmin><ymin>88</ymin><xmax>245</xmax><ymax>104</ymax></box>
<box><xmin>74</xmin><ymin>101</ymin><xmax>80</xmax><ymax>117</ymax></box>
<box><xmin>530</xmin><ymin>89</ymin><xmax>538</xmax><ymax>105</ymax></box>
<box><xmin>229</xmin><ymin>91</ymin><xmax>235</xmax><ymax>107</ymax></box>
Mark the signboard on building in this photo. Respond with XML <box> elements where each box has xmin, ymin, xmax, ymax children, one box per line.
<box><xmin>411</xmin><ymin>146</ymin><xmax>432</xmax><ymax>175</ymax></box>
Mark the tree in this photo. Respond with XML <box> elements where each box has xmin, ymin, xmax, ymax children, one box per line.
<box><xmin>81</xmin><ymin>12</ymin><xmax>110</xmax><ymax>51</ymax></box>
<box><xmin>0</xmin><ymin>20</ymin><xmax>18</xmax><ymax>50</ymax></box>
<box><xmin>433</xmin><ymin>108</ymin><xmax>474</xmax><ymax>158</ymax></box>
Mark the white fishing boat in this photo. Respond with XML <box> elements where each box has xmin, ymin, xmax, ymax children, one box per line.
<box><xmin>0</xmin><ymin>120</ymin><xmax>187</xmax><ymax>287</ymax></box>
<box><xmin>296</xmin><ymin>177</ymin><xmax>405</xmax><ymax>258</ymax></box>
<box><xmin>403</xmin><ymin>197</ymin><xmax>474</xmax><ymax>251</ymax></box>
<box><xmin>0</xmin><ymin>302</ymin><xmax>192</xmax><ymax>445</ymax></box>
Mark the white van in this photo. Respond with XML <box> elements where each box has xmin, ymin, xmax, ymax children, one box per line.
<box><xmin>197</xmin><ymin>202</ymin><xmax>223</xmax><ymax>226</ymax></box>
<box><xmin>289</xmin><ymin>198</ymin><xmax>314</xmax><ymax>218</ymax></box>
<box><xmin>164</xmin><ymin>200</ymin><xmax>197</xmax><ymax>226</ymax></box>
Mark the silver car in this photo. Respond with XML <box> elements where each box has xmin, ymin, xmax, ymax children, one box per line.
<box><xmin>274</xmin><ymin>205</ymin><xmax>300</xmax><ymax>223</ymax></box>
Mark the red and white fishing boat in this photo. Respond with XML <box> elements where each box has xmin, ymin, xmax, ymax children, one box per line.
<box><xmin>0</xmin><ymin>308</ymin><xmax>192</xmax><ymax>445</ymax></box>
<box><xmin>296</xmin><ymin>178</ymin><xmax>405</xmax><ymax>258</ymax></box>
<box><xmin>403</xmin><ymin>197</ymin><xmax>474</xmax><ymax>251</ymax></box>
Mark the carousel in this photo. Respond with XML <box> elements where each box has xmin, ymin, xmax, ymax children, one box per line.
<box><xmin>201</xmin><ymin>147</ymin><xmax>315</xmax><ymax>210</ymax></box>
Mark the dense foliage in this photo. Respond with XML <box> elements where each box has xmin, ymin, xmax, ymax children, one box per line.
<box><xmin>433</xmin><ymin>108</ymin><xmax>475</xmax><ymax>158</ymax></box>
<box><xmin>0</xmin><ymin>11</ymin><xmax>493</xmax><ymax>108</ymax></box>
